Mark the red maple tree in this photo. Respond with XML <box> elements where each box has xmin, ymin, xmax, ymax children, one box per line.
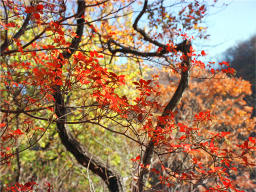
<box><xmin>0</xmin><ymin>0</ymin><xmax>255</xmax><ymax>191</ymax></box>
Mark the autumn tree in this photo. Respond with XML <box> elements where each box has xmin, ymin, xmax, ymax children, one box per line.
<box><xmin>222</xmin><ymin>34</ymin><xmax>256</xmax><ymax>117</ymax></box>
<box><xmin>0</xmin><ymin>0</ymin><xmax>255</xmax><ymax>191</ymax></box>
<box><xmin>149</xmin><ymin>67</ymin><xmax>256</xmax><ymax>191</ymax></box>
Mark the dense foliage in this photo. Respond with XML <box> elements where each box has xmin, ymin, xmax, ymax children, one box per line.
<box><xmin>0</xmin><ymin>0</ymin><xmax>255</xmax><ymax>191</ymax></box>
<box><xmin>222</xmin><ymin>35</ymin><xmax>256</xmax><ymax>117</ymax></box>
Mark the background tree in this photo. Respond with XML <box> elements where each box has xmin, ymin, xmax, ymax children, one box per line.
<box><xmin>148</xmin><ymin>67</ymin><xmax>256</xmax><ymax>191</ymax></box>
<box><xmin>222</xmin><ymin>34</ymin><xmax>256</xmax><ymax>117</ymax></box>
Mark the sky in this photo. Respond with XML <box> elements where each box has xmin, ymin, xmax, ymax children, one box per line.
<box><xmin>199</xmin><ymin>0</ymin><xmax>256</xmax><ymax>60</ymax></box>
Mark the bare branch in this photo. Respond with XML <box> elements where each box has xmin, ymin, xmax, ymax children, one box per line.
<box><xmin>2</xmin><ymin>29</ymin><xmax>46</xmax><ymax>55</ymax></box>
<box><xmin>133</xmin><ymin>0</ymin><xmax>165</xmax><ymax>48</ymax></box>
<box><xmin>1</xmin><ymin>13</ymin><xmax>32</xmax><ymax>55</ymax></box>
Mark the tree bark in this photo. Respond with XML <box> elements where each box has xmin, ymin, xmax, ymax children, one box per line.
<box><xmin>53</xmin><ymin>1</ymin><xmax>123</xmax><ymax>191</ymax></box>
<box><xmin>133</xmin><ymin>40</ymin><xmax>191</xmax><ymax>192</ymax></box>
<box><xmin>106</xmin><ymin>1</ymin><xmax>192</xmax><ymax>190</ymax></box>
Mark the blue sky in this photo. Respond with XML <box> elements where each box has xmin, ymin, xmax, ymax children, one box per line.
<box><xmin>199</xmin><ymin>0</ymin><xmax>256</xmax><ymax>60</ymax></box>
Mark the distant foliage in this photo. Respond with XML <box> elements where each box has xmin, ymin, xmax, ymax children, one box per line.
<box><xmin>222</xmin><ymin>35</ymin><xmax>256</xmax><ymax>117</ymax></box>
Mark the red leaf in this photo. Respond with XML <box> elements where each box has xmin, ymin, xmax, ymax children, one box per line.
<box><xmin>226</xmin><ymin>67</ymin><xmax>236</xmax><ymax>75</ymax></box>
<box><xmin>0</xmin><ymin>123</ymin><xmax>6</xmax><ymax>128</ymax></box>
<box><xmin>36</xmin><ymin>4</ymin><xmax>44</xmax><ymax>11</ymax></box>
<box><xmin>25</xmin><ymin>6</ymin><xmax>34</xmax><ymax>13</ymax></box>
<box><xmin>201</xmin><ymin>50</ymin><xmax>206</xmax><ymax>56</ymax></box>
<box><xmin>199</xmin><ymin>5</ymin><xmax>205</xmax><ymax>11</ymax></box>
<box><xmin>131</xmin><ymin>155</ymin><xmax>141</xmax><ymax>162</ymax></box>
<box><xmin>118</xmin><ymin>75</ymin><xmax>125</xmax><ymax>84</ymax></box>
<box><xmin>33</xmin><ymin>13</ymin><xmax>40</xmax><ymax>19</ymax></box>
<box><xmin>249</xmin><ymin>137</ymin><xmax>256</xmax><ymax>144</ymax></box>
<box><xmin>150</xmin><ymin>168</ymin><xmax>160</xmax><ymax>174</ymax></box>
<box><xmin>178</xmin><ymin>123</ymin><xmax>187</xmax><ymax>132</ymax></box>
<box><xmin>219</xmin><ymin>61</ymin><xmax>229</xmax><ymax>66</ymax></box>
<box><xmin>221</xmin><ymin>132</ymin><xmax>231</xmax><ymax>137</ymax></box>
<box><xmin>179</xmin><ymin>135</ymin><xmax>187</xmax><ymax>140</ymax></box>
<box><xmin>13</xmin><ymin>129</ymin><xmax>23</xmax><ymax>135</ymax></box>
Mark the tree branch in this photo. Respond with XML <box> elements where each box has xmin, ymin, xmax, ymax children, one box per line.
<box><xmin>107</xmin><ymin>39</ymin><xmax>168</xmax><ymax>57</ymax></box>
<box><xmin>2</xmin><ymin>29</ymin><xmax>46</xmax><ymax>55</ymax></box>
<box><xmin>133</xmin><ymin>40</ymin><xmax>192</xmax><ymax>192</ymax></box>
<box><xmin>133</xmin><ymin>0</ymin><xmax>165</xmax><ymax>48</ymax></box>
<box><xmin>107</xmin><ymin>0</ymin><xmax>189</xmax><ymax>59</ymax></box>
<box><xmin>52</xmin><ymin>1</ymin><xmax>124</xmax><ymax>191</ymax></box>
<box><xmin>1</xmin><ymin>13</ymin><xmax>32</xmax><ymax>55</ymax></box>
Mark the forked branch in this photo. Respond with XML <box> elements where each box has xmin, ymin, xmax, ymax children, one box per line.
<box><xmin>133</xmin><ymin>40</ymin><xmax>192</xmax><ymax>192</ymax></box>
<box><xmin>53</xmin><ymin>1</ymin><xmax>123</xmax><ymax>191</ymax></box>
